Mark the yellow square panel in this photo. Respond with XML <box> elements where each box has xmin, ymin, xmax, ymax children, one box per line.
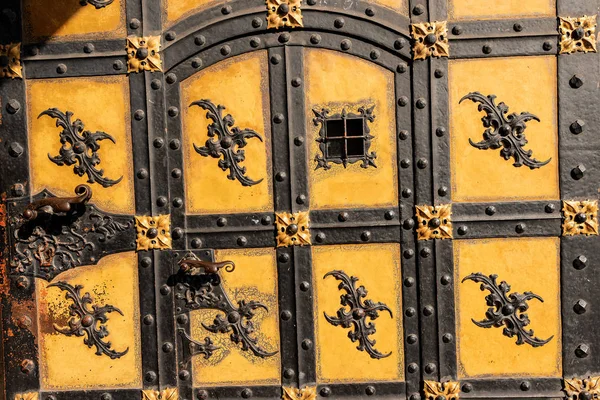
<box><xmin>191</xmin><ymin>248</ymin><xmax>280</xmax><ymax>386</ymax></box>
<box><xmin>455</xmin><ymin>238</ymin><xmax>562</xmax><ymax>378</ymax></box>
<box><xmin>313</xmin><ymin>244</ymin><xmax>404</xmax><ymax>383</ymax></box>
<box><xmin>305</xmin><ymin>49</ymin><xmax>398</xmax><ymax>210</ymax></box>
<box><xmin>449</xmin><ymin>56</ymin><xmax>559</xmax><ymax>202</ymax></box>
<box><xmin>449</xmin><ymin>0</ymin><xmax>554</xmax><ymax>20</ymax></box>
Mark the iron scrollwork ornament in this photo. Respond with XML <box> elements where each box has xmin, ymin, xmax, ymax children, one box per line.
<box><xmin>48</xmin><ymin>281</ymin><xmax>129</xmax><ymax>359</ymax></box>
<box><xmin>462</xmin><ymin>272</ymin><xmax>553</xmax><ymax>347</ymax></box>
<box><xmin>459</xmin><ymin>92</ymin><xmax>551</xmax><ymax>169</ymax></box>
<box><xmin>190</xmin><ymin>99</ymin><xmax>264</xmax><ymax>187</ymax></box>
<box><xmin>323</xmin><ymin>270</ymin><xmax>393</xmax><ymax>359</ymax></box>
<box><xmin>80</xmin><ymin>0</ymin><xmax>114</xmax><ymax>9</ymax></box>
<box><xmin>40</xmin><ymin>108</ymin><xmax>123</xmax><ymax>187</ymax></box>
<box><xmin>174</xmin><ymin>254</ymin><xmax>277</xmax><ymax>362</ymax></box>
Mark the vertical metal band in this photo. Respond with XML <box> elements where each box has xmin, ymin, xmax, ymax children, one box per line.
<box><xmin>430</xmin><ymin>58</ymin><xmax>450</xmax><ymax>205</ymax></box>
<box><xmin>139</xmin><ymin>251</ymin><xmax>160</xmax><ymax>390</ymax></box>
<box><xmin>285</xmin><ymin>46</ymin><xmax>309</xmax><ymax>213</ymax></box>
<box><xmin>409</xmin><ymin>0</ymin><xmax>430</xmax><ymax>23</ymax></box>
<box><xmin>435</xmin><ymin>239</ymin><xmax>456</xmax><ymax>380</ymax></box>
<box><xmin>143</xmin><ymin>0</ymin><xmax>163</xmax><ymax>35</ymax></box>
<box><xmin>156</xmin><ymin>251</ymin><xmax>178</xmax><ymax>388</ymax></box>
<box><xmin>412</xmin><ymin>59</ymin><xmax>433</xmax><ymax>206</ymax></box>
<box><xmin>294</xmin><ymin>246</ymin><xmax>316</xmax><ymax>386</ymax></box>
<box><xmin>130</xmin><ymin>72</ymin><xmax>153</xmax><ymax>214</ymax></box>
<box><xmin>126</xmin><ymin>0</ymin><xmax>143</xmax><ymax>36</ymax></box>
<box><xmin>277</xmin><ymin>247</ymin><xmax>300</xmax><ymax>387</ymax></box>
<box><xmin>269</xmin><ymin>47</ymin><xmax>292</xmax><ymax>213</ymax></box>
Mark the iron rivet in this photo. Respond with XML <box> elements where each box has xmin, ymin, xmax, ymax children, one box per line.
<box><xmin>83</xmin><ymin>43</ymin><xmax>94</xmax><ymax>53</ymax></box>
<box><xmin>194</xmin><ymin>35</ymin><xmax>206</xmax><ymax>46</ymax></box>
<box><xmin>56</xmin><ymin>63</ymin><xmax>67</xmax><ymax>74</ymax></box>
<box><xmin>145</xmin><ymin>371</ymin><xmax>157</xmax><ymax>383</ymax></box>
<box><xmin>301</xmin><ymin>339</ymin><xmax>312</xmax><ymax>349</ymax></box>
<box><xmin>217</xmin><ymin>217</ymin><xmax>227</xmax><ymax>227</ymax></box>
<box><xmin>403</xmin><ymin>218</ymin><xmax>415</xmax><ymax>230</ymax></box>
<box><xmin>220</xmin><ymin>45</ymin><xmax>231</xmax><ymax>56</ymax></box>
<box><xmin>485</xmin><ymin>206</ymin><xmax>496</xmax><ymax>215</ymax></box>
<box><xmin>575</xmin><ymin>344</ymin><xmax>590</xmax><ymax>358</ymax></box>
<box><xmin>169</xmin><ymin>139</ymin><xmax>181</xmax><ymax>150</ymax></box>
<box><xmin>273</xmin><ymin>113</ymin><xmax>284</xmax><ymax>124</ymax></box>
<box><xmin>407</xmin><ymin>362</ymin><xmax>418</xmax><ymax>373</ymax></box>
<box><xmin>171</xmin><ymin>168</ymin><xmax>182</xmax><ymax>178</ymax></box>
<box><xmin>423</xmin><ymin>306</ymin><xmax>434</xmax><ymax>316</ymax></box>
<box><xmin>365</xmin><ymin>7</ymin><xmax>375</xmax><ymax>16</ymax></box>
<box><xmin>162</xmin><ymin>342</ymin><xmax>173</xmax><ymax>352</ymax></box>
<box><xmin>403</xmin><ymin>249</ymin><xmax>414</xmax><ymax>259</ymax></box>
<box><xmin>438</xmin><ymin>186</ymin><xmax>448</xmax><ymax>197</ymax></box>
<box><xmin>300</xmin><ymin>281</ymin><xmax>310</xmax><ymax>291</ymax></box>
<box><xmin>20</xmin><ymin>359</ymin><xmax>34</xmax><ymax>374</ymax></box>
<box><xmin>394</xmin><ymin>39</ymin><xmax>405</xmax><ymax>50</ymax></box>
<box><xmin>398</xmin><ymin>96</ymin><xmax>408</xmax><ymax>107</ymax></box>
<box><xmin>441</xmin><ymin>275</ymin><xmax>451</xmax><ymax>285</ymax></box>
<box><xmin>160</xmin><ymin>285</ymin><xmax>171</xmax><ymax>296</ymax></box>
<box><xmin>168</xmin><ymin>106</ymin><xmax>179</xmax><ymax>117</ymax></box>
<box><xmin>399</xmin><ymin>130</ymin><xmax>409</xmax><ymax>140</ymax></box>
<box><xmin>405</xmin><ymin>308</ymin><xmax>416</xmax><ymax>317</ymax></box>
<box><xmin>270</xmin><ymin>54</ymin><xmax>282</xmax><ymax>65</ymax></box>
<box><xmin>172</xmin><ymin>228</ymin><xmax>183</xmax><ymax>240</ymax></box>
<box><xmin>545</xmin><ymin>203</ymin><xmax>555</xmax><ymax>213</ymax></box>
<box><xmin>8</xmin><ymin>142</ymin><xmax>23</xmax><ymax>158</ymax></box>
<box><xmin>573</xmin><ymin>255</ymin><xmax>587</xmax><ymax>270</ymax></box>
<box><xmin>338</xmin><ymin>212</ymin><xmax>349</xmax><ymax>222</ymax></box>
<box><xmin>237</xmin><ymin>236</ymin><xmax>247</xmax><ymax>246</ymax></box>
<box><xmin>29</xmin><ymin>46</ymin><xmax>39</xmax><ymax>56</ymax></box>
<box><xmin>310</xmin><ymin>34</ymin><xmax>321</xmax><ymax>44</ymax></box>
<box><xmin>279</xmin><ymin>253</ymin><xmax>290</xmax><ymax>263</ymax></box>
<box><xmin>404</xmin><ymin>277</ymin><xmax>415</xmax><ymax>287</ymax></box>
<box><xmin>417</xmin><ymin>158</ymin><xmax>428</xmax><ymax>169</ymax></box>
<box><xmin>165</xmin><ymin>31</ymin><xmax>176</xmax><ymax>41</ymax></box>
<box><xmin>281</xmin><ymin>310</ymin><xmax>292</xmax><ymax>321</ymax></box>
<box><xmin>574</xmin><ymin>299</ymin><xmax>588</xmax><ymax>314</ymax></box>
<box><xmin>434</xmin><ymin>69</ymin><xmax>444</xmax><ymax>78</ymax></box>
<box><xmin>296</xmin><ymin>194</ymin><xmax>306</xmax><ymax>204</ymax></box>
<box><xmin>402</xmin><ymin>188</ymin><xmax>412</xmax><ymax>198</ymax></box>
<box><xmin>221</xmin><ymin>5</ymin><xmax>232</xmax><ymax>14</ymax></box>
<box><xmin>340</xmin><ymin>39</ymin><xmax>351</xmax><ymax>50</ymax></box>
<box><xmin>292</xmin><ymin>77</ymin><xmax>302</xmax><ymax>87</ymax></box>
<box><xmin>410</xmin><ymin>395</ymin><xmax>421</xmax><ymax>400</ymax></box>
<box><xmin>141</xmin><ymin>257</ymin><xmax>152</xmax><ymax>268</ymax></box>
<box><xmin>252</xmin><ymin>18</ymin><xmax>263</xmax><ymax>28</ymax></box>
<box><xmin>134</xmin><ymin>110</ymin><xmax>145</xmax><ymax>120</ymax></box>
<box><xmin>279</xmin><ymin>32</ymin><xmax>291</xmax><ymax>43</ymax></box>
<box><xmin>361</xmin><ymin>231</ymin><xmax>371</xmax><ymax>242</ymax></box>
<box><xmin>435</xmin><ymin>127</ymin><xmax>446</xmax><ymax>137</ymax></box>
<box><xmin>416</xmin><ymin>98</ymin><xmax>427</xmax><ymax>109</ymax></box>
<box><xmin>457</xmin><ymin>225</ymin><xmax>468</xmax><ymax>235</ymax></box>
<box><xmin>156</xmin><ymin>196</ymin><xmax>167</xmax><ymax>207</ymax></box>
<box><xmin>570</xmin><ymin>120</ymin><xmax>585</xmax><ymax>134</ymax></box>
<box><xmin>370</xmin><ymin>50</ymin><xmax>380</xmax><ymax>59</ymax></box>
<box><xmin>179</xmin><ymin>370</ymin><xmax>190</xmax><ymax>380</ymax></box>
<box><xmin>407</xmin><ymin>334</ymin><xmax>418</xmax><ymax>344</ymax></box>
<box><xmin>198</xmin><ymin>390</ymin><xmax>209</xmax><ymax>400</ymax></box>
<box><xmin>275</xmin><ymin>172</ymin><xmax>286</xmax><ymax>181</ymax></box>
<box><xmin>294</xmin><ymin>136</ymin><xmax>304</xmax><ymax>146</ymax></box>
<box><xmin>113</xmin><ymin>60</ymin><xmax>124</xmax><ymax>70</ymax></box>
<box><xmin>462</xmin><ymin>383</ymin><xmax>473</xmax><ymax>393</ymax></box>
<box><xmin>452</xmin><ymin>26</ymin><xmax>463</xmax><ymax>35</ymax></box>
<box><xmin>515</xmin><ymin>223</ymin><xmax>526</xmax><ymax>233</ymax></box>
<box><xmin>191</xmin><ymin>238</ymin><xmax>202</xmax><ymax>249</ymax></box>
<box><xmin>283</xmin><ymin>368</ymin><xmax>295</xmax><ymax>378</ymax></box>
<box><xmin>151</xmin><ymin>79</ymin><xmax>162</xmax><ymax>90</ymax></box>
<box><xmin>569</xmin><ymin>75</ymin><xmax>583</xmax><ymax>89</ymax></box>
<box><xmin>137</xmin><ymin>169</ymin><xmax>148</xmax><ymax>179</ymax></box>
<box><xmin>250</xmin><ymin>37</ymin><xmax>261</xmax><ymax>48</ymax></box>
<box><xmin>365</xmin><ymin>386</ymin><xmax>376</xmax><ymax>396</ymax></box>
<box><xmin>11</xmin><ymin>183</ymin><xmax>25</xmax><ymax>197</ymax></box>
<box><xmin>261</xmin><ymin>216</ymin><xmax>272</xmax><ymax>225</ymax></box>
<box><xmin>543</xmin><ymin>41</ymin><xmax>552</xmax><ymax>51</ymax></box>
<box><xmin>412</xmin><ymin>4</ymin><xmax>424</xmax><ymax>14</ymax></box>
<box><xmin>241</xmin><ymin>389</ymin><xmax>253</xmax><ymax>399</ymax></box>
<box><xmin>177</xmin><ymin>314</ymin><xmax>189</xmax><ymax>324</ymax></box>
<box><xmin>320</xmin><ymin>388</ymin><xmax>331</xmax><ymax>397</ymax></box>
<box><xmin>397</xmin><ymin>63</ymin><xmax>407</xmax><ymax>73</ymax></box>
<box><xmin>166</xmin><ymin>73</ymin><xmax>177</xmax><ymax>84</ymax></box>
<box><xmin>101</xmin><ymin>394</ymin><xmax>112</xmax><ymax>400</ymax></box>
<box><xmin>442</xmin><ymin>333</ymin><xmax>453</xmax><ymax>343</ymax></box>
<box><xmin>173</xmin><ymin>198</ymin><xmax>183</xmax><ymax>208</ymax></box>
<box><xmin>191</xmin><ymin>57</ymin><xmax>203</xmax><ymax>68</ymax></box>
<box><xmin>514</xmin><ymin>23</ymin><xmax>523</xmax><ymax>32</ymax></box>
<box><xmin>520</xmin><ymin>382</ymin><xmax>531</xmax><ymax>391</ymax></box>
<box><xmin>316</xmin><ymin>232</ymin><xmax>326</xmax><ymax>243</ymax></box>
<box><xmin>424</xmin><ymin>363</ymin><xmax>436</xmax><ymax>374</ymax></box>
<box><xmin>334</xmin><ymin>18</ymin><xmax>345</xmax><ymax>28</ymax></box>
<box><xmin>385</xmin><ymin>210</ymin><xmax>395</xmax><ymax>220</ymax></box>
<box><xmin>571</xmin><ymin>164</ymin><xmax>586</xmax><ymax>180</ymax></box>
<box><xmin>153</xmin><ymin>138</ymin><xmax>164</xmax><ymax>148</ymax></box>
<box><xmin>482</xmin><ymin>44</ymin><xmax>492</xmax><ymax>54</ymax></box>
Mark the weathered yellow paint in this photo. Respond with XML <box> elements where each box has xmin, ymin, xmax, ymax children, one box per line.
<box><xmin>37</xmin><ymin>252</ymin><xmax>142</xmax><ymax>390</ymax></box>
<box><xmin>312</xmin><ymin>244</ymin><xmax>403</xmax><ymax>383</ymax></box>
<box><xmin>164</xmin><ymin>0</ymin><xmax>217</xmax><ymax>23</ymax></box>
<box><xmin>455</xmin><ymin>238</ymin><xmax>562</xmax><ymax>378</ymax></box>
<box><xmin>449</xmin><ymin>57</ymin><xmax>559</xmax><ymax>202</ymax></box>
<box><xmin>191</xmin><ymin>248</ymin><xmax>280</xmax><ymax>386</ymax></box>
<box><xmin>449</xmin><ymin>0</ymin><xmax>554</xmax><ymax>20</ymax></box>
<box><xmin>305</xmin><ymin>49</ymin><xmax>398</xmax><ymax>210</ymax></box>
<box><xmin>372</xmin><ymin>0</ymin><xmax>409</xmax><ymax>14</ymax></box>
<box><xmin>23</xmin><ymin>0</ymin><xmax>125</xmax><ymax>42</ymax></box>
<box><xmin>27</xmin><ymin>76</ymin><xmax>135</xmax><ymax>215</ymax></box>
<box><xmin>181</xmin><ymin>52</ymin><xmax>273</xmax><ymax>215</ymax></box>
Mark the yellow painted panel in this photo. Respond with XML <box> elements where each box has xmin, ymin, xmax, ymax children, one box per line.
<box><xmin>372</xmin><ymin>0</ymin><xmax>409</xmax><ymax>14</ymax></box>
<box><xmin>449</xmin><ymin>0</ymin><xmax>554</xmax><ymax>20</ymax></box>
<box><xmin>181</xmin><ymin>52</ymin><xmax>273</xmax><ymax>214</ymax></box>
<box><xmin>313</xmin><ymin>244</ymin><xmax>403</xmax><ymax>383</ymax></box>
<box><xmin>191</xmin><ymin>248</ymin><xmax>280</xmax><ymax>386</ymax></box>
<box><xmin>305</xmin><ymin>49</ymin><xmax>398</xmax><ymax>210</ymax></box>
<box><xmin>27</xmin><ymin>76</ymin><xmax>134</xmax><ymax>215</ymax></box>
<box><xmin>23</xmin><ymin>0</ymin><xmax>125</xmax><ymax>42</ymax></box>
<box><xmin>165</xmin><ymin>0</ymin><xmax>218</xmax><ymax>23</ymax></box>
<box><xmin>455</xmin><ymin>238</ymin><xmax>562</xmax><ymax>378</ymax></box>
<box><xmin>37</xmin><ymin>252</ymin><xmax>142</xmax><ymax>390</ymax></box>
<box><xmin>449</xmin><ymin>57</ymin><xmax>559</xmax><ymax>202</ymax></box>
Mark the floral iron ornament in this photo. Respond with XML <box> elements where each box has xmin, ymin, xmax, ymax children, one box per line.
<box><xmin>0</xmin><ymin>42</ymin><xmax>22</xmax><ymax>79</ymax></box>
<box><xmin>267</xmin><ymin>0</ymin><xmax>303</xmax><ymax>29</ymax></box>
<box><xmin>48</xmin><ymin>281</ymin><xmax>129</xmax><ymax>359</ymax></box>
<box><xmin>411</xmin><ymin>21</ymin><xmax>449</xmax><ymax>60</ymax></box>
<box><xmin>323</xmin><ymin>270</ymin><xmax>393</xmax><ymax>359</ymax></box>
<box><xmin>559</xmin><ymin>15</ymin><xmax>597</xmax><ymax>54</ymax></box>
<box><xmin>191</xmin><ymin>99</ymin><xmax>264</xmax><ymax>187</ymax></box>
<box><xmin>40</xmin><ymin>108</ymin><xmax>123</xmax><ymax>188</ymax></box>
<box><xmin>282</xmin><ymin>386</ymin><xmax>317</xmax><ymax>400</ymax></box>
<box><xmin>135</xmin><ymin>215</ymin><xmax>172</xmax><ymax>251</ymax></box>
<box><xmin>562</xmin><ymin>200</ymin><xmax>599</xmax><ymax>236</ymax></box>
<box><xmin>462</xmin><ymin>272</ymin><xmax>553</xmax><ymax>347</ymax></box>
<box><xmin>276</xmin><ymin>212</ymin><xmax>311</xmax><ymax>247</ymax></box>
<box><xmin>126</xmin><ymin>36</ymin><xmax>162</xmax><ymax>73</ymax></box>
<box><xmin>14</xmin><ymin>393</ymin><xmax>38</xmax><ymax>400</ymax></box>
<box><xmin>416</xmin><ymin>204</ymin><xmax>452</xmax><ymax>240</ymax></box>
<box><xmin>564</xmin><ymin>376</ymin><xmax>600</xmax><ymax>400</ymax></box>
<box><xmin>423</xmin><ymin>381</ymin><xmax>460</xmax><ymax>400</ymax></box>
<box><xmin>460</xmin><ymin>92</ymin><xmax>551</xmax><ymax>169</ymax></box>
<box><xmin>142</xmin><ymin>388</ymin><xmax>179</xmax><ymax>400</ymax></box>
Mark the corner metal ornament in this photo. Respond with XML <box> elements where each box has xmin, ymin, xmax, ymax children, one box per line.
<box><xmin>411</xmin><ymin>21</ymin><xmax>449</xmax><ymax>60</ymax></box>
<box><xmin>48</xmin><ymin>281</ymin><xmax>129</xmax><ymax>359</ymax></box>
<box><xmin>564</xmin><ymin>376</ymin><xmax>600</xmax><ymax>400</ymax></box>
<box><xmin>462</xmin><ymin>272</ymin><xmax>553</xmax><ymax>347</ymax></box>
<box><xmin>39</xmin><ymin>108</ymin><xmax>123</xmax><ymax>188</ymax></box>
<box><xmin>323</xmin><ymin>270</ymin><xmax>393</xmax><ymax>359</ymax></box>
<box><xmin>559</xmin><ymin>15</ymin><xmax>597</xmax><ymax>54</ymax></box>
<box><xmin>416</xmin><ymin>204</ymin><xmax>452</xmax><ymax>240</ymax></box>
<box><xmin>276</xmin><ymin>212</ymin><xmax>311</xmax><ymax>247</ymax></box>
<box><xmin>460</xmin><ymin>92</ymin><xmax>550</xmax><ymax>169</ymax></box>
<box><xmin>282</xmin><ymin>386</ymin><xmax>317</xmax><ymax>400</ymax></box>
<box><xmin>266</xmin><ymin>0</ymin><xmax>303</xmax><ymax>29</ymax></box>
<box><xmin>142</xmin><ymin>388</ymin><xmax>179</xmax><ymax>400</ymax></box>
<box><xmin>15</xmin><ymin>394</ymin><xmax>38</xmax><ymax>400</ymax></box>
<box><xmin>175</xmin><ymin>253</ymin><xmax>278</xmax><ymax>360</ymax></box>
<box><xmin>312</xmin><ymin>106</ymin><xmax>377</xmax><ymax>170</ymax></box>
<box><xmin>81</xmin><ymin>0</ymin><xmax>114</xmax><ymax>8</ymax></box>
<box><xmin>562</xmin><ymin>200</ymin><xmax>599</xmax><ymax>236</ymax></box>
<box><xmin>423</xmin><ymin>381</ymin><xmax>460</xmax><ymax>400</ymax></box>
<box><xmin>191</xmin><ymin>99</ymin><xmax>264</xmax><ymax>187</ymax></box>
<box><xmin>126</xmin><ymin>36</ymin><xmax>162</xmax><ymax>73</ymax></box>
<box><xmin>0</xmin><ymin>42</ymin><xmax>22</xmax><ymax>79</ymax></box>
<box><xmin>135</xmin><ymin>215</ymin><xmax>172</xmax><ymax>251</ymax></box>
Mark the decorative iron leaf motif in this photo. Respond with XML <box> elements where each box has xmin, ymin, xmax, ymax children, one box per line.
<box><xmin>282</xmin><ymin>386</ymin><xmax>317</xmax><ymax>400</ymax></box>
<box><xmin>190</xmin><ymin>99</ymin><xmax>264</xmax><ymax>187</ymax></box>
<box><xmin>142</xmin><ymin>388</ymin><xmax>179</xmax><ymax>400</ymax></box>
<box><xmin>459</xmin><ymin>92</ymin><xmax>551</xmax><ymax>169</ymax></box>
<box><xmin>562</xmin><ymin>200</ymin><xmax>599</xmax><ymax>236</ymax></box>
<box><xmin>411</xmin><ymin>21</ymin><xmax>449</xmax><ymax>60</ymax></box>
<box><xmin>323</xmin><ymin>270</ymin><xmax>393</xmax><ymax>359</ymax></box>
<box><xmin>177</xmin><ymin>329</ymin><xmax>219</xmax><ymax>369</ymax></box>
<box><xmin>559</xmin><ymin>15</ymin><xmax>597</xmax><ymax>54</ymax></box>
<box><xmin>266</xmin><ymin>0</ymin><xmax>303</xmax><ymax>29</ymax></box>
<box><xmin>39</xmin><ymin>108</ymin><xmax>123</xmax><ymax>187</ymax></box>
<box><xmin>423</xmin><ymin>381</ymin><xmax>460</xmax><ymax>400</ymax></box>
<box><xmin>173</xmin><ymin>254</ymin><xmax>277</xmax><ymax>359</ymax></box>
<box><xmin>48</xmin><ymin>281</ymin><xmax>129</xmax><ymax>359</ymax></box>
<box><xmin>462</xmin><ymin>272</ymin><xmax>553</xmax><ymax>347</ymax></box>
<box><xmin>81</xmin><ymin>0</ymin><xmax>114</xmax><ymax>9</ymax></box>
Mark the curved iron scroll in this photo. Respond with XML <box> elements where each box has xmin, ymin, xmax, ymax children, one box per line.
<box><xmin>173</xmin><ymin>254</ymin><xmax>277</xmax><ymax>359</ymax></box>
<box><xmin>459</xmin><ymin>92</ymin><xmax>551</xmax><ymax>169</ymax></box>
<box><xmin>49</xmin><ymin>281</ymin><xmax>129</xmax><ymax>359</ymax></box>
<box><xmin>323</xmin><ymin>270</ymin><xmax>393</xmax><ymax>359</ymax></box>
<box><xmin>190</xmin><ymin>99</ymin><xmax>264</xmax><ymax>187</ymax></box>
<box><xmin>462</xmin><ymin>272</ymin><xmax>553</xmax><ymax>347</ymax></box>
<box><xmin>40</xmin><ymin>108</ymin><xmax>123</xmax><ymax>188</ymax></box>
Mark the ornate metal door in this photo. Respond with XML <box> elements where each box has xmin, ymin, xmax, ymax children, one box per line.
<box><xmin>0</xmin><ymin>0</ymin><xmax>598</xmax><ymax>399</ymax></box>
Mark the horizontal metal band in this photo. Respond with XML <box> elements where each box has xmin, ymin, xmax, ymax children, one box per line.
<box><xmin>311</xmin><ymin>225</ymin><xmax>401</xmax><ymax>245</ymax></box>
<box><xmin>187</xmin><ymin>212</ymin><xmax>276</xmax><ymax>232</ymax></box>
<box><xmin>39</xmin><ymin>389</ymin><xmax>141</xmax><ymax>400</ymax></box>
<box><xmin>23</xmin><ymin>55</ymin><xmax>128</xmax><ymax>79</ymax></box>
<box><xmin>316</xmin><ymin>381</ymin><xmax>407</xmax><ymax>398</ymax></box>
<box><xmin>452</xmin><ymin>218</ymin><xmax>561</xmax><ymax>239</ymax></box>
<box><xmin>22</xmin><ymin>39</ymin><xmax>125</xmax><ymax>59</ymax></box>
<box><xmin>449</xmin><ymin>35</ymin><xmax>559</xmax><ymax>59</ymax></box>
<box><xmin>448</xmin><ymin>17</ymin><xmax>558</xmax><ymax>40</ymax></box>
<box><xmin>452</xmin><ymin>201</ymin><xmax>562</xmax><ymax>222</ymax></box>
<box><xmin>194</xmin><ymin>385</ymin><xmax>282</xmax><ymax>399</ymax></box>
<box><xmin>310</xmin><ymin>207</ymin><xmax>400</xmax><ymax>228</ymax></box>
<box><xmin>459</xmin><ymin>377</ymin><xmax>563</xmax><ymax>398</ymax></box>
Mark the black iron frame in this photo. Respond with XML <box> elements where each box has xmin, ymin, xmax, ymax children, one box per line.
<box><xmin>0</xmin><ymin>0</ymin><xmax>598</xmax><ymax>399</ymax></box>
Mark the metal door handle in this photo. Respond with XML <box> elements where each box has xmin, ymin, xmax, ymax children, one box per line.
<box><xmin>177</xmin><ymin>259</ymin><xmax>235</xmax><ymax>275</ymax></box>
<box><xmin>22</xmin><ymin>184</ymin><xmax>92</xmax><ymax>220</ymax></box>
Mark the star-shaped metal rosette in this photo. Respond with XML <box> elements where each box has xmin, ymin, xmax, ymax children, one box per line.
<box><xmin>559</xmin><ymin>15</ymin><xmax>597</xmax><ymax>54</ymax></box>
<box><xmin>423</xmin><ymin>381</ymin><xmax>460</xmax><ymax>400</ymax></box>
<box><xmin>562</xmin><ymin>200</ymin><xmax>599</xmax><ymax>236</ymax></box>
<box><xmin>282</xmin><ymin>386</ymin><xmax>317</xmax><ymax>400</ymax></box>
<box><xmin>411</xmin><ymin>21</ymin><xmax>449</xmax><ymax>60</ymax></box>
<box><xmin>276</xmin><ymin>212</ymin><xmax>311</xmax><ymax>247</ymax></box>
<box><xmin>0</xmin><ymin>43</ymin><xmax>23</xmax><ymax>79</ymax></box>
<box><xmin>135</xmin><ymin>215</ymin><xmax>172</xmax><ymax>250</ymax></box>
<box><xmin>127</xmin><ymin>36</ymin><xmax>162</xmax><ymax>73</ymax></box>
<box><xmin>415</xmin><ymin>204</ymin><xmax>453</xmax><ymax>240</ymax></box>
<box><xmin>564</xmin><ymin>376</ymin><xmax>600</xmax><ymax>400</ymax></box>
<box><xmin>266</xmin><ymin>0</ymin><xmax>303</xmax><ymax>29</ymax></box>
